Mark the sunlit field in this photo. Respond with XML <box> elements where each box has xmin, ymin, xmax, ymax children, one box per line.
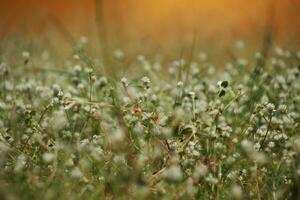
<box><xmin>1</xmin><ymin>1</ymin><xmax>300</xmax><ymax>200</ymax></box>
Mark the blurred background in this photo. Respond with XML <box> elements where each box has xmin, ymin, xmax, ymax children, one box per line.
<box><xmin>1</xmin><ymin>0</ymin><xmax>300</xmax><ymax>56</ymax></box>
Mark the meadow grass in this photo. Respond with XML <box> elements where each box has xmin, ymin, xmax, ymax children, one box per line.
<box><xmin>0</xmin><ymin>38</ymin><xmax>300</xmax><ymax>199</ymax></box>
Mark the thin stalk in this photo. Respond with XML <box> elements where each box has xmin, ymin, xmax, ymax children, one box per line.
<box><xmin>259</xmin><ymin>113</ymin><xmax>273</xmax><ymax>151</ymax></box>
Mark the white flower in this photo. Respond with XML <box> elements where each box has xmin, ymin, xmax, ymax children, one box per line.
<box><xmin>251</xmin><ymin>152</ymin><xmax>267</xmax><ymax>164</ymax></box>
<box><xmin>22</xmin><ymin>51</ymin><xmax>30</xmax><ymax>58</ymax></box>
<box><xmin>86</xmin><ymin>68</ymin><xmax>93</xmax><ymax>74</ymax></box>
<box><xmin>237</xmin><ymin>58</ymin><xmax>248</xmax><ymax>66</ymax></box>
<box><xmin>0</xmin><ymin>141</ymin><xmax>10</xmax><ymax>152</ymax></box>
<box><xmin>121</xmin><ymin>77</ymin><xmax>128</xmax><ymax>87</ymax></box>
<box><xmin>278</xmin><ymin>104</ymin><xmax>287</xmax><ymax>112</ymax></box>
<box><xmin>73</xmin><ymin>54</ymin><xmax>80</xmax><ymax>60</ymax></box>
<box><xmin>70</xmin><ymin>167</ymin><xmax>83</xmax><ymax>179</ymax></box>
<box><xmin>14</xmin><ymin>154</ymin><xmax>26</xmax><ymax>172</ymax></box>
<box><xmin>188</xmin><ymin>91</ymin><xmax>196</xmax><ymax>98</ymax></box>
<box><xmin>74</xmin><ymin>65</ymin><xmax>82</xmax><ymax>72</ymax></box>
<box><xmin>255</xmin><ymin>52</ymin><xmax>263</xmax><ymax>59</ymax></box>
<box><xmin>141</xmin><ymin>76</ymin><xmax>150</xmax><ymax>84</ymax></box>
<box><xmin>114</xmin><ymin>49</ymin><xmax>125</xmax><ymax>59</ymax></box>
<box><xmin>43</xmin><ymin>153</ymin><xmax>55</xmax><ymax>163</ymax></box>
<box><xmin>109</xmin><ymin>128</ymin><xmax>125</xmax><ymax>143</ymax></box>
<box><xmin>205</xmin><ymin>173</ymin><xmax>219</xmax><ymax>184</ymax></box>
<box><xmin>294</xmin><ymin>138</ymin><xmax>300</xmax><ymax>153</ymax></box>
<box><xmin>193</xmin><ymin>163</ymin><xmax>208</xmax><ymax>179</ymax></box>
<box><xmin>162</xmin><ymin>165</ymin><xmax>183</xmax><ymax>182</ymax></box>
<box><xmin>274</xmin><ymin>47</ymin><xmax>284</xmax><ymax>56</ymax></box>
<box><xmin>65</xmin><ymin>158</ymin><xmax>74</xmax><ymax>167</ymax></box>
<box><xmin>80</xmin><ymin>36</ymin><xmax>88</xmax><ymax>44</ymax></box>
<box><xmin>268</xmin><ymin>141</ymin><xmax>275</xmax><ymax>148</ymax></box>
<box><xmin>133</xmin><ymin>123</ymin><xmax>144</xmax><ymax>134</ymax></box>
<box><xmin>231</xmin><ymin>185</ymin><xmax>243</xmax><ymax>199</ymax></box>
<box><xmin>177</xmin><ymin>81</ymin><xmax>184</xmax><ymax>87</ymax></box>
<box><xmin>50</xmin><ymin>109</ymin><xmax>68</xmax><ymax>131</ymax></box>
<box><xmin>241</xmin><ymin>140</ymin><xmax>253</xmax><ymax>153</ymax></box>
<box><xmin>266</xmin><ymin>103</ymin><xmax>275</xmax><ymax>112</ymax></box>
<box><xmin>232</xmin><ymin>138</ymin><xmax>238</xmax><ymax>144</ymax></box>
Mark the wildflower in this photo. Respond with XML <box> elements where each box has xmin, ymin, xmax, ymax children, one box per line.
<box><xmin>113</xmin><ymin>49</ymin><xmax>125</xmax><ymax>59</ymax></box>
<box><xmin>193</xmin><ymin>163</ymin><xmax>208</xmax><ymax>180</ymax></box>
<box><xmin>50</xmin><ymin>108</ymin><xmax>68</xmax><ymax>131</ymax></box>
<box><xmin>43</xmin><ymin>153</ymin><xmax>55</xmax><ymax>163</ymax></box>
<box><xmin>91</xmin><ymin>147</ymin><xmax>103</xmax><ymax>161</ymax></box>
<box><xmin>65</xmin><ymin>158</ymin><xmax>74</xmax><ymax>167</ymax></box>
<box><xmin>251</xmin><ymin>152</ymin><xmax>267</xmax><ymax>164</ymax></box>
<box><xmin>132</xmin><ymin>123</ymin><xmax>144</xmax><ymax>134</ymax></box>
<box><xmin>86</xmin><ymin>68</ymin><xmax>93</xmax><ymax>74</ymax></box>
<box><xmin>73</xmin><ymin>54</ymin><xmax>80</xmax><ymax>60</ymax></box>
<box><xmin>141</xmin><ymin>76</ymin><xmax>150</xmax><ymax>84</ymax></box>
<box><xmin>0</xmin><ymin>62</ymin><xmax>9</xmax><ymax>76</ymax></box>
<box><xmin>205</xmin><ymin>174</ymin><xmax>219</xmax><ymax>184</ymax></box>
<box><xmin>162</xmin><ymin>165</ymin><xmax>183</xmax><ymax>182</ymax></box>
<box><xmin>188</xmin><ymin>91</ymin><xmax>195</xmax><ymax>98</ymax></box>
<box><xmin>109</xmin><ymin>128</ymin><xmax>125</xmax><ymax>143</ymax></box>
<box><xmin>231</xmin><ymin>185</ymin><xmax>243</xmax><ymax>199</ymax></box>
<box><xmin>274</xmin><ymin>47</ymin><xmax>284</xmax><ymax>56</ymax></box>
<box><xmin>0</xmin><ymin>141</ymin><xmax>10</xmax><ymax>153</ymax></box>
<box><xmin>294</xmin><ymin>138</ymin><xmax>300</xmax><ymax>153</ymax></box>
<box><xmin>232</xmin><ymin>138</ymin><xmax>238</xmax><ymax>144</ymax></box>
<box><xmin>74</xmin><ymin>65</ymin><xmax>82</xmax><ymax>73</ymax></box>
<box><xmin>198</xmin><ymin>52</ymin><xmax>207</xmax><ymax>61</ymax></box>
<box><xmin>80</xmin><ymin>36</ymin><xmax>88</xmax><ymax>44</ymax></box>
<box><xmin>121</xmin><ymin>77</ymin><xmax>128</xmax><ymax>87</ymax></box>
<box><xmin>70</xmin><ymin>167</ymin><xmax>83</xmax><ymax>179</ymax></box>
<box><xmin>237</xmin><ymin>58</ymin><xmax>248</xmax><ymax>66</ymax></box>
<box><xmin>14</xmin><ymin>154</ymin><xmax>26</xmax><ymax>172</ymax></box>
<box><xmin>177</xmin><ymin>81</ymin><xmax>184</xmax><ymax>87</ymax></box>
<box><xmin>266</xmin><ymin>103</ymin><xmax>276</xmax><ymax>112</ymax></box>
<box><xmin>226</xmin><ymin>156</ymin><xmax>236</xmax><ymax>164</ymax></box>
<box><xmin>268</xmin><ymin>141</ymin><xmax>275</xmax><ymax>148</ymax></box>
<box><xmin>255</xmin><ymin>52</ymin><xmax>263</xmax><ymax>60</ymax></box>
<box><xmin>241</xmin><ymin>140</ymin><xmax>253</xmax><ymax>153</ymax></box>
<box><xmin>22</xmin><ymin>51</ymin><xmax>30</xmax><ymax>58</ymax></box>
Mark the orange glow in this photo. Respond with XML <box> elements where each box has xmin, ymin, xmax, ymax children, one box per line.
<box><xmin>0</xmin><ymin>0</ymin><xmax>300</xmax><ymax>45</ymax></box>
